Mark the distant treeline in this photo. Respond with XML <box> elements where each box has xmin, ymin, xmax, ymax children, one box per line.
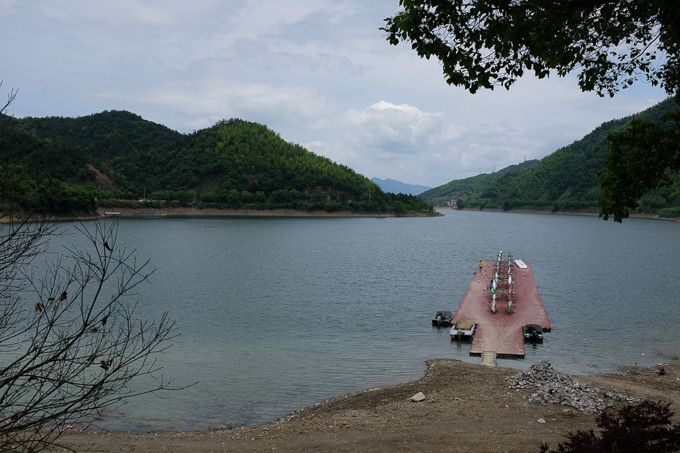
<box><xmin>419</xmin><ymin>98</ymin><xmax>680</xmax><ymax>219</ymax></box>
<box><xmin>0</xmin><ymin>112</ymin><xmax>433</xmax><ymax>216</ymax></box>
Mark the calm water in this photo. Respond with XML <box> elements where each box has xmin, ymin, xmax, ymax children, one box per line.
<box><xmin>43</xmin><ymin>211</ymin><xmax>680</xmax><ymax>432</ymax></box>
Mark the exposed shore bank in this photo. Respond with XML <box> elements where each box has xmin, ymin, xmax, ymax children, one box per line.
<box><xmin>96</xmin><ymin>207</ymin><xmax>442</xmax><ymax>218</ymax></box>
<box><xmin>59</xmin><ymin>359</ymin><xmax>680</xmax><ymax>453</ymax></box>
<box><xmin>4</xmin><ymin>207</ymin><xmax>677</xmax><ymax>223</ymax></box>
<box><xmin>0</xmin><ymin>207</ymin><xmax>442</xmax><ymax>223</ymax></box>
<box><xmin>439</xmin><ymin>206</ymin><xmax>680</xmax><ymax>222</ymax></box>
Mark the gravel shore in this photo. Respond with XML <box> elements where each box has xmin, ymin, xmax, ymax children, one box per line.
<box><xmin>59</xmin><ymin>359</ymin><xmax>680</xmax><ymax>452</ymax></box>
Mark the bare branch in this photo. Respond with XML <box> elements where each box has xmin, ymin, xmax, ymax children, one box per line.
<box><xmin>0</xmin><ymin>219</ymin><xmax>177</xmax><ymax>451</ymax></box>
<box><xmin>0</xmin><ymin>80</ymin><xmax>18</xmax><ymax>116</ymax></box>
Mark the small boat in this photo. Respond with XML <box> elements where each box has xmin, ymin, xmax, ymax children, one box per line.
<box><xmin>432</xmin><ymin>310</ymin><xmax>453</xmax><ymax>327</ymax></box>
<box><xmin>523</xmin><ymin>324</ymin><xmax>544</xmax><ymax>343</ymax></box>
<box><xmin>450</xmin><ymin>319</ymin><xmax>476</xmax><ymax>340</ymax></box>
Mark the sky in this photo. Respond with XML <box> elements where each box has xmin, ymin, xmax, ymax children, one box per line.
<box><xmin>0</xmin><ymin>0</ymin><xmax>670</xmax><ymax>188</ymax></box>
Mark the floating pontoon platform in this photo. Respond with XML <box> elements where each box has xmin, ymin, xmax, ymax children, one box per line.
<box><xmin>451</xmin><ymin>258</ymin><xmax>550</xmax><ymax>360</ymax></box>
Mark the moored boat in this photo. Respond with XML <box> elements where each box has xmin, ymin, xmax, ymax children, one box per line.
<box><xmin>432</xmin><ymin>310</ymin><xmax>453</xmax><ymax>327</ymax></box>
<box><xmin>523</xmin><ymin>324</ymin><xmax>544</xmax><ymax>343</ymax></box>
<box><xmin>450</xmin><ymin>319</ymin><xmax>476</xmax><ymax>340</ymax></box>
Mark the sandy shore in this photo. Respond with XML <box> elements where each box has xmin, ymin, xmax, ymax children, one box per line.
<box><xmin>441</xmin><ymin>206</ymin><xmax>680</xmax><ymax>222</ymax></box>
<box><xmin>58</xmin><ymin>359</ymin><xmax>680</xmax><ymax>453</ymax></box>
<box><xmin>0</xmin><ymin>207</ymin><xmax>442</xmax><ymax>223</ymax></box>
<box><xmin>96</xmin><ymin>207</ymin><xmax>441</xmax><ymax>218</ymax></box>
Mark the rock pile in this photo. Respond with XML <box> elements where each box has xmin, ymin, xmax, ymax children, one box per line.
<box><xmin>507</xmin><ymin>360</ymin><xmax>639</xmax><ymax>413</ymax></box>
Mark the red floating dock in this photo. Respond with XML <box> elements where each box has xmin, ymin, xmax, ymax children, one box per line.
<box><xmin>451</xmin><ymin>259</ymin><xmax>550</xmax><ymax>357</ymax></box>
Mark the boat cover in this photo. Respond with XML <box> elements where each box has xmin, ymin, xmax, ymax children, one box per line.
<box><xmin>455</xmin><ymin>319</ymin><xmax>475</xmax><ymax>330</ymax></box>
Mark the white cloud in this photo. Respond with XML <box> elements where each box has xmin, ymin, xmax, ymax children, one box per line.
<box><xmin>1</xmin><ymin>0</ymin><xmax>671</xmax><ymax>188</ymax></box>
<box><xmin>30</xmin><ymin>0</ymin><xmax>218</xmax><ymax>26</ymax></box>
<box><xmin>346</xmin><ymin>101</ymin><xmax>450</xmax><ymax>151</ymax></box>
<box><xmin>92</xmin><ymin>76</ymin><xmax>336</xmax><ymax>135</ymax></box>
<box><xmin>340</xmin><ymin>100</ymin><xmax>561</xmax><ymax>185</ymax></box>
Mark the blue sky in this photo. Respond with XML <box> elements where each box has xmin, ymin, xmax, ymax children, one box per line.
<box><xmin>0</xmin><ymin>0</ymin><xmax>670</xmax><ymax>187</ymax></box>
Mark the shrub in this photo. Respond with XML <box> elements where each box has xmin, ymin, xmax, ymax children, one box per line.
<box><xmin>540</xmin><ymin>400</ymin><xmax>680</xmax><ymax>453</ymax></box>
<box><xmin>659</xmin><ymin>207</ymin><xmax>680</xmax><ymax>218</ymax></box>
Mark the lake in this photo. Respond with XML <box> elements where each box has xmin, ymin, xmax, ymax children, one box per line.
<box><xmin>43</xmin><ymin>210</ymin><xmax>680</xmax><ymax>432</ymax></box>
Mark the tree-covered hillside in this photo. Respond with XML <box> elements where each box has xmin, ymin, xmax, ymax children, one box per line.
<box><xmin>419</xmin><ymin>160</ymin><xmax>539</xmax><ymax>208</ymax></box>
<box><xmin>13</xmin><ymin>110</ymin><xmax>183</xmax><ymax>162</ymax></box>
<box><xmin>424</xmin><ymin>98</ymin><xmax>680</xmax><ymax>218</ymax></box>
<box><xmin>0</xmin><ymin>111</ymin><xmax>433</xmax><ymax>216</ymax></box>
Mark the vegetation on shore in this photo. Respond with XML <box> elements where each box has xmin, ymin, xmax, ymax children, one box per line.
<box><xmin>0</xmin><ymin>111</ymin><xmax>434</xmax><ymax>217</ymax></box>
<box><xmin>3</xmin><ymin>97</ymin><xmax>678</xmax><ymax>221</ymax></box>
<box><xmin>419</xmin><ymin>98</ymin><xmax>680</xmax><ymax>220</ymax></box>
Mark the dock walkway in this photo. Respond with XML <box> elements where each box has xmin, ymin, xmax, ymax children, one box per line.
<box><xmin>451</xmin><ymin>260</ymin><xmax>550</xmax><ymax>358</ymax></box>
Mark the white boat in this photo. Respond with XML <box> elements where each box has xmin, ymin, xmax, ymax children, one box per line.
<box><xmin>450</xmin><ymin>319</ymin><xmax>476</xmax><ymax>341</ymax></box>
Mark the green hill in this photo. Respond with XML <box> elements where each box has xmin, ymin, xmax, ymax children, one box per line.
<box><xmin>419</xmin><ymin>160</ymin><xmax>539</xmax><ymax>207</ymax></box>
<box><xmin>423</xmin><ymin>98</ymin><xmax>680</xmax><ymax>218</ymax></box>
<box><xmin>0</xmin><ymin>112</ymin><xmax>433</xmax><ymax>216</ymax></box>
<box><xmin>13</xmin><ymin>110</ymin><xmax>183</xmax><ymax>162</ymax></box>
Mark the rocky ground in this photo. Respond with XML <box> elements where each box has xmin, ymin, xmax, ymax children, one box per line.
<box><xmin>59</xmin><ymin>359</ymin><xmax>680</xmax><ymax>452</ymax></box>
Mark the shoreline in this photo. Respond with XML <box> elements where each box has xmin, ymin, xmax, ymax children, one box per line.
<box><xmin>438</xmin><ymin>206</ymin><xmax>680</xmax><ymax>222</ymax></box>
<box><xmin>0</xmin><ymin>207</ymin><xmax>442</xmax><ymax>223</ymax></box>
<box><xmin>2</xmin><ymin>206</ymin><xmax>677</xmax><ymax>223</ymax></box>
<box><xmin>58</xmin><ymin>359</ymin><xmax>680</xmax><ymax>452</ymax></box>
<box><xmin>96</xmin><ymin>207</ymin><xmax>442</xmax><ymax>218</ymax></box>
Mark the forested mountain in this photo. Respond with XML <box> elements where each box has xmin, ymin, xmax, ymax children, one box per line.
<box><xmin>12</xmin><ymin>110</ymin><xmax>183</xmax><ymax>161</ymax></box>
<box><xmin>0</xmin><ymin>112</ymin><xmax>433</xmax><ymax>215</ymax></box>
<box><xmin>419</xmin><ymin>160</ymin><xmax>539</xmax><ymax>208</ymax></box>
<box><xmin>421</xmin><ymin>98</ymin><xmax>680</xmax><ymax>218</ymax></box>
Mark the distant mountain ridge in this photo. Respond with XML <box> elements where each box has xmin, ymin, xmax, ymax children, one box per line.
<box><xmin>371</xmin><ymin>178</ymin><xmax>431</xmax><ymax>195</ymax></box>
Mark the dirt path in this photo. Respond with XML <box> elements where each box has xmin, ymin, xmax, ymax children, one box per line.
<box><xmin>60</xmin><ymin>359</ymin><xmax>680</xmax><ymax>452</ymax></box>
